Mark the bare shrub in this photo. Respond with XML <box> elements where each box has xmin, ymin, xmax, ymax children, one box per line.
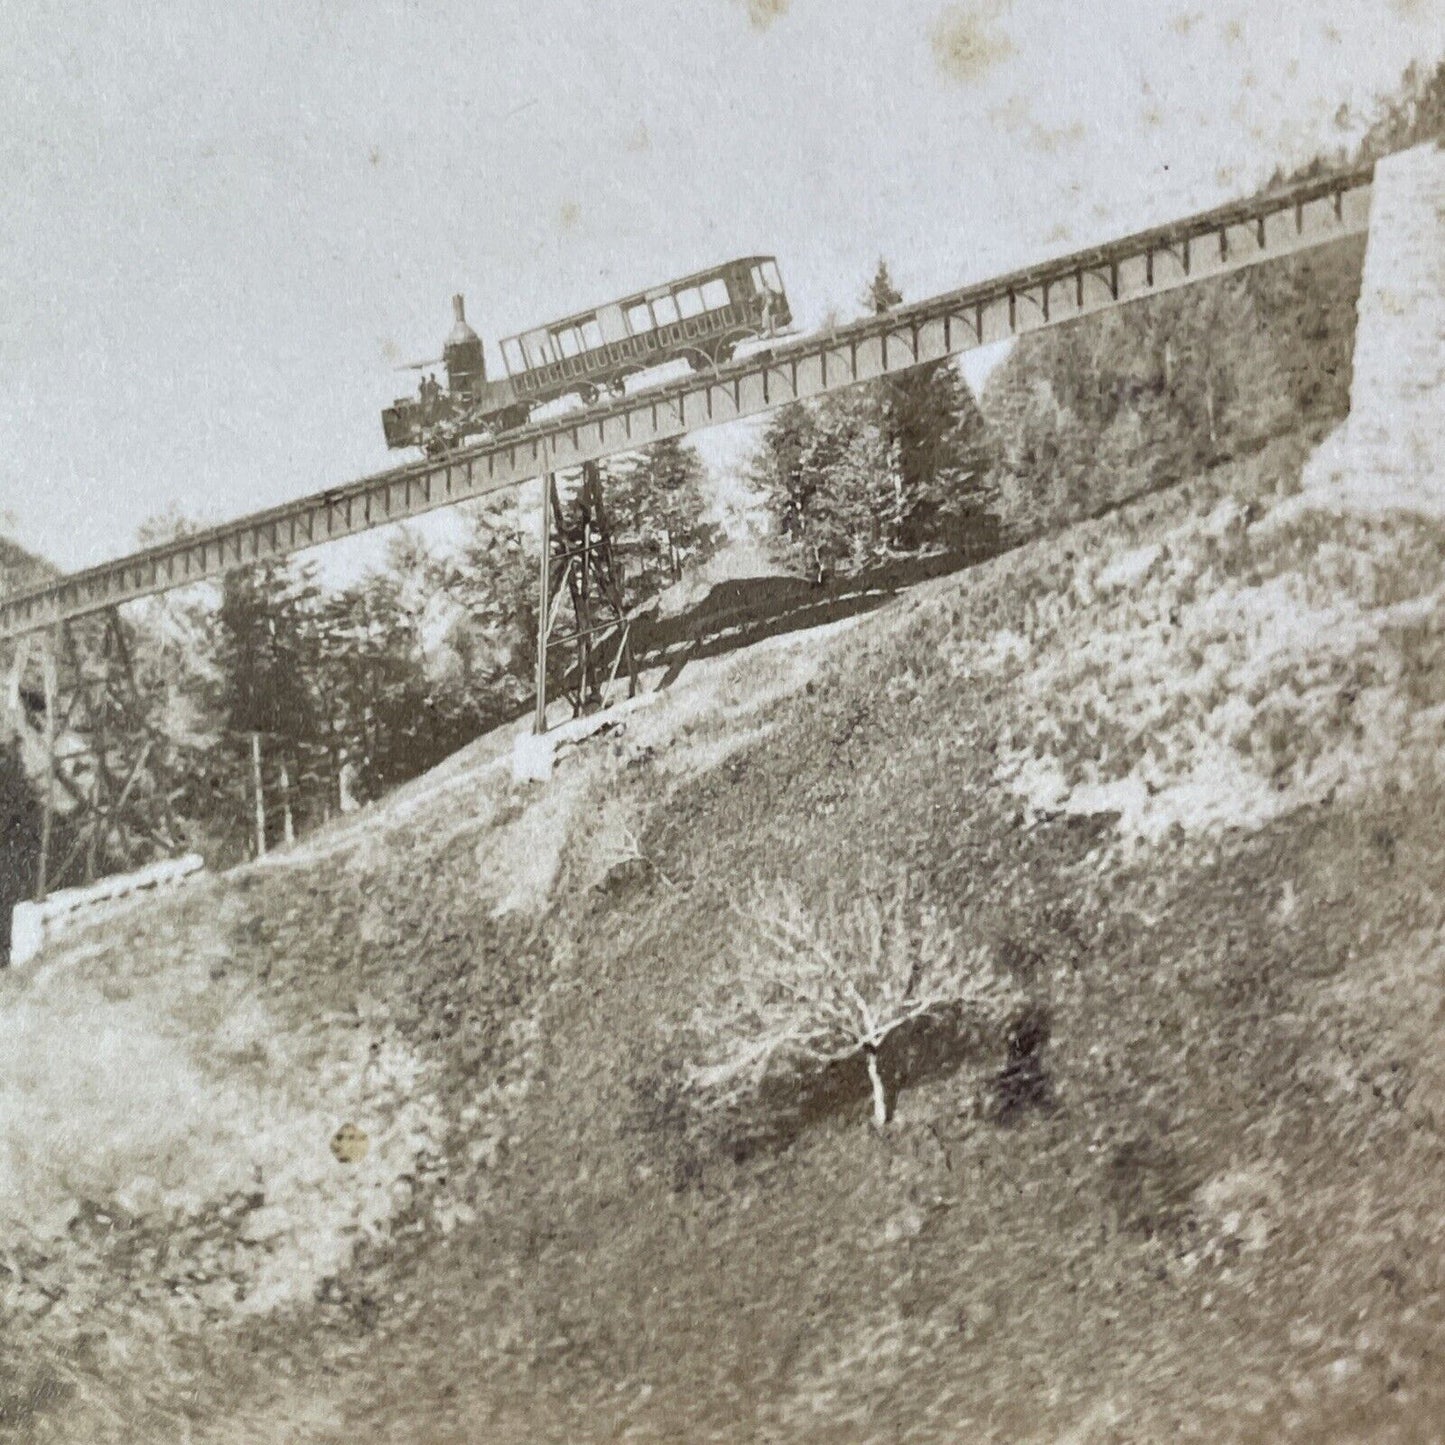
<box><xmin>686</xmin><ymin>881</ymin><xmax>1017</xmax><ymax>1130</ymax></box>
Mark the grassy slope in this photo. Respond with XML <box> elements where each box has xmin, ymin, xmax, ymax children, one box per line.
<box><xmin>6</xmin><ymin>426</ymin><xmax>1445</xmax><ymax>1443</ymax></box>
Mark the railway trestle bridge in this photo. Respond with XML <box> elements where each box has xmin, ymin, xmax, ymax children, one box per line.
<box><xmin>1</xmin><ymin>162</ymin><xmax>1374</xmax><ymax>898</ymax></box>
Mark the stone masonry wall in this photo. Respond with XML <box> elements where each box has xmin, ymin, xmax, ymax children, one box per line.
<box><xmin>1303</xmin><ymin>140</ymin><xmax>1445</xmax><ymax>515</ymax></box>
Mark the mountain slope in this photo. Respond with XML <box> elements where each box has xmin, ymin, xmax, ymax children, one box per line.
<box><xmin>5</xmin><ymin>425</ymin><xmax>1445</xmax><ymax>1443</ymax></box>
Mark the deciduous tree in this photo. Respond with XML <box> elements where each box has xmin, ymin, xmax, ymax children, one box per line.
<box><xmin>687</xmin><ymin>881</ymin><xmax>1016</xmax><ymax>1130</ymax></box>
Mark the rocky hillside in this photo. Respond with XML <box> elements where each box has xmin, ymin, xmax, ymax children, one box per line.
<box><xmin>3</xmin><ymin>416</ymin><xmax>1444</xmax><ymax>1442</ymax></box>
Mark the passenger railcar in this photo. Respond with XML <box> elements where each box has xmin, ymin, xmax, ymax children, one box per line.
<box><xmin>382</xmin><ymin>257</ymin><xmax>790</xmax><ymax>455</ymax></box>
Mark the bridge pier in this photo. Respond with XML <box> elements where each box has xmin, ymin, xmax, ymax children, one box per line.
<box><xmin>533</xmin><ymin>462</ymin><xmax>639</xmax><ymax>736</ymax></box>
<box><xmin>1303</xmin><ymin>140</ymin><xmax>1445</xmax><ymax>515</ymax></box>
<box><xmin>2</xmin><ymin>608</ymin><xmax>187</xmax><ymax>904</ymax></box>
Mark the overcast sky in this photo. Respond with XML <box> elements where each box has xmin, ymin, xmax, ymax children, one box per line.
<box><xmin>1</xmin><ymin>0</ymin><xmax>1440</xmax><ymax>572</ymax></box>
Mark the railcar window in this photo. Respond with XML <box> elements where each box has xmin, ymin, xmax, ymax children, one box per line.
<box><xmin>502</xmin><ymin>339</ymin><xmax>524</xmax><ymax>374</ymax></box>
<box><xmin>524</xmin><ymin>333</ymin><xmax>556</xmax><ymax>367</ymax></box>
<box><xmin>676</xmin><ymin>287</ymin><xmax>704</xmax><ymax>318</ymax></box>
<box><xmin>762</xmin><ymin>260</ymin><xmax>783</xmax><ymax>292</ymax></box>
<box><xmin>581</xmin><ymin>318</ymin><xmax>603</xmax><ymax>351</ymax></box>
<box><xmin>651</xmin><ymin>295</ymin><xmax>680</xmax><ymax>326</ymax></box>
<box><xmin>556</xmin><ymin>327</ymin><xmax>581</xmax><ymax>358</ymax></box>
<box><xmin>626</xmin><ymin>302</ymin><xmax>653</xmax><ymax>335</ymax></box>
<box><xmin>701</xmin><ymin>278</ymin><xmax>729</xmax><ymax>310</ymax></box>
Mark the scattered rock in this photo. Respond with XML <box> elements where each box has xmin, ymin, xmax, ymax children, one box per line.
<box><xmin>1104</xmin><ymin>1137</ymin><xmax>1195</xmax><ymax>1238</ymax></box>
<box><xmin>882</xmin><ymin>1205</ymin><xmax>926</xmax><ymax>1244</ymax></box>
<box><xmin>1328</xmin><ymin>1355</ymin><xmax>1363</xmax><ymax>1385</ymax></box>
<box><xmin>992</xmin><ymin>1005</ymin><xmax>1055</xmax><ymax>1122</ymax></box>
<box><xmin>239</xmin><ymin>1206</ymin><xmax>292</xmax><ymax>1244</ymax></box>
<box><xmin>33</xmin><ymin>1199</ymin><xmax>81</xmax><ymax>1242</ymax></box>
<box><xmin>469</xmin><ymin>1134</ymin><xmax>506</xmax><ymax>1170</ymax></box>
<box><xmin>596</xmin><ymin>856</ymin><xmax>654</xmax><ymax>898</ymax></box>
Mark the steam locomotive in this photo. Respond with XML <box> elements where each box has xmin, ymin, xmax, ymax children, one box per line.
<box><xmin>383</xmin><ymin>256</ymin><xmax>791</xmax><ymax>455</ymax></box>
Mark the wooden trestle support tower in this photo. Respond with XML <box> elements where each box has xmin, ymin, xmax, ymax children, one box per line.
<box><xmin>535</xmin><ymin>460</ymin><xmax>639</xmax><ymax>731</ymax></box>
<box><xmin>2</xmin><ymin>608</ymin><xmax>189</xmax><ymax>900</ymax></box>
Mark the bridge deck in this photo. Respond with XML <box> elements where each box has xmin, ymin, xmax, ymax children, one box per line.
<box><xmin>0</xmin><ymin>164</ymin><xmax>1373</xmax><ymax>642</ymax></box>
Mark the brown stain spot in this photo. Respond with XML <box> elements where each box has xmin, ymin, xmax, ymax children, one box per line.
<box><xmin>368</xmin><ymin>147</ymin><xmax>382</xmax><ymax>168</ymax></box>
<box><xmin>739</xmin><ymin>0</ymin><xmax>789</xmax><ymax>30</ymax></box>
<box><xmin>380</xmin><ymin>338</ymin><xmax>400</xmax><ymax>364</ymax></box>
<box><xmin>1323</xmin><ymin>22</ymin><xmax>1343</xmax><ymax>43</ymax></box>
<box><xmin>1222</xmin><ymin>16</ymin><xmax>1244</xmax><ymax>44</ymax></box>
<box><xmin>1389</xmin><ymin>0</ymin><xmax>1425</xmax><ymax>14</ymax></box>
<box><xmin>930</xmin><ymin>3</ymin><xmax>1016</xmax><ymax>85</ymax></box>
<box><xmin>330</xmin><ymin>1123</ymin><xmax>369</xmax><ymax>1164</ymax></box>
<box><xmin>559</xmin><ymin>200</ymin><xmax>582</xmax><ymax>232</ymax></box>
<box><xmin>1045</xmin><ymin>223</ymin><xmax>1071</xmax><ymax>244</ymax></box>
<box><xmin>1142</xmin><ymin>103</ymin><xmax>1164</xmax><ymax>129</ymax></box>
<box><xmin>1171</xmin><ymin>10</ymin><xmax>1201</xmax><ymax>34</ymax></box>
<box><xmin>1215</xmin><ymin>165</ymin><xmax>1238</xmax><ymax>187</ymax></box>
<box><xmin>625</xmin><ymin>121</ymin><xmax>651</xmax><ymax>153</ymax></box>
<box><xmin>989</xmin><ymin>96</ymin><xmax>1084</xmax><ymax>154</ymax></box>
<box><xmin>1036</xmin><ymin>121</ymin><xmax>1085</xmax><ymax>154</ymax></box>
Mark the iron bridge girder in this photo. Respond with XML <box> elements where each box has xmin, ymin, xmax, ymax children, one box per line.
<box><xmin>0</xmin><ymin>164</ymin><xmax>1373</xmax><ymax>642</ymax></box>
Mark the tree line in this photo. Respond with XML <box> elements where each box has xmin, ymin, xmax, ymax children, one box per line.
<box><xmin>980</xmin><ymin>56</ymin><xmax>1445</xmax><ymax>538</ymax></box>
<box><xmin>750</xmin><ymin>57</ymin><xmax>1443</xmax><ymax>554</ymax></box>
<box><xmin>4</xmin><ymin>56</ymin><xmax>1439</xmax><ymax>883</ymax></box>
<box><xmin>750</xmin><ymin>262</ymin><xmax>998</xmax><ymax>581</ymax></box>
<box><xmin>155</xmin><ymin>437</ymin><xmax>723</xmax><ymax>862</ymax></box>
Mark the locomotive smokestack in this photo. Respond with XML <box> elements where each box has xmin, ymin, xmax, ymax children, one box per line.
<box><xmin>444</xmin><ymin>292</ymin><xmax>485</xmax><ymax>392</ymax></box>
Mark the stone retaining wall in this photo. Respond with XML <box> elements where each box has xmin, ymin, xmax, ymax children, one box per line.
<box><xmin>1304</xmin><ymin>140</ymin><xmax>1445</xmax><ymax>514</ymax></box>
<box><xmin>9</xmin><ymin>853</ymin><xmax>205</xmax><ymax>967</ymax></box>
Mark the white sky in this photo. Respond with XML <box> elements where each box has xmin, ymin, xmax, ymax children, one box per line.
<box><xmin>1</xmin><ymin>0</ymin><xmax>1440</xmax><ymax>572</ymax></box>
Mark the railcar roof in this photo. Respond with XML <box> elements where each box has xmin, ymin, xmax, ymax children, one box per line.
<box><xmin>501</xmin><ymin>256</ymin><xmax>779</xmax><ymax>345</ymax></box>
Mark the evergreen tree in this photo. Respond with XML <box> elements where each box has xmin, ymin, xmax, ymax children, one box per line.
<box><xmin>341</xmin><ymin>572</ymin><xmax>437</xmax><ymax>790</ymax></box>
<box><xmin>447</xmin><ymin>495</ymin><xmax>542</xmax><ymax>705</ymax></box>
<box><xmin>980</xmin><ymin>262</ymin><xmax>1300</xmax><ymax>538</ymax></box>
<box><xmin>214</xmin><ymin>561</ymin><xmax>320</xmax><ymax>742</ymax></box>
<box><xmin>863</xmin><ymin>261</ymin><xmax>996</xmax><ymax>551</ymax></box>
<box><xmin>864</xmin><ymin>260</ymin><xmax>904</xmax><ymax>316</ymax></box>
<box><xmin>210</xmin><ymin>559</ymin><xmax>325</xmax><ymax>847</ymax></box>
<box><xmin>749</xmin><ymin>263</ymin><xmax>996</xmax><ymax>576</ymax></box>
<box><xmin>806</xmin><ymin>393</ymin><xmax>903</xmax><ymax>572</ymax></box>
<box><xmin>602</xmin><ymin>439</ymin><xmax>722</xmax><ymax>599</ymax></box>
<box><xmin>749</xmin><ymin>394</ymin><xmax>902</xmax><ymax>579</ymax></box>
<box><xmin>1350</xmin><ymin>57</ymin><xmax>1445</xmax><ymax>165</ymax></box>
<box><xmin>749</xmin><ymin>402</ymin><xmax>819</xmax><ymax>564</ymax></box>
